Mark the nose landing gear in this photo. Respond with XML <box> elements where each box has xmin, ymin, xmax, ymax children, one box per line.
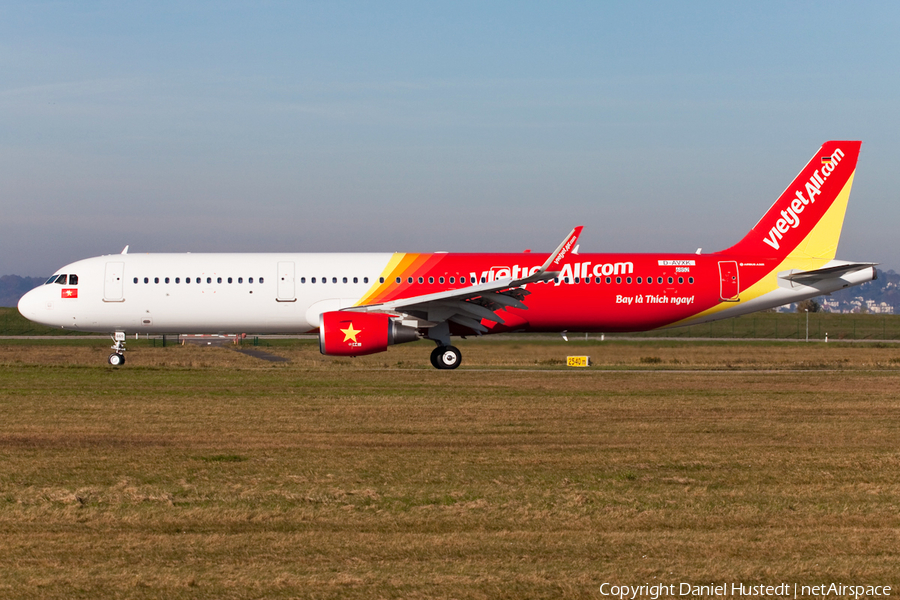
<box><xmin>108</xmin><ymin>331</ymin><xmax>126</xmax><ymax>366</ymax></box>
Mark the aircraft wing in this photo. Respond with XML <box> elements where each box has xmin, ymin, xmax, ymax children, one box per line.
<box><xmin>346</xmin><ymin>226</ymin><xmax>583</xmax><ymax>332</ymax></box>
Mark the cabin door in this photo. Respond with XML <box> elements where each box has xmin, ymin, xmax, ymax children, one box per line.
<box><xmin>718</xmin><ymin>261</ymin><xmax>740</xmax><ymax>302</ymax></box>
<box><xmin>103</xmin><ymin>262</ymin><xmax>125</xmax><ymax>302</ymax></box>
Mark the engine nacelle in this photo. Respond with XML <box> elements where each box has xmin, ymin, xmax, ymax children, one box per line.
<box><xmin>319</xmin><ymin>311</ymin><xmax>419</xmax><ymax>356</ymax></box>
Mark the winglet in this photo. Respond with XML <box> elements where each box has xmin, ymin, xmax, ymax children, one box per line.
<box><xmin>540</xmin><ymin>226</ymin><xmax>583</xmax><ymax>273</ymax></box>
<box><xmin>509</xmin><ymin>226</ymin><xmax>584</xmax><ymax>286</ymax></box>
<box><xmin>121</xmin><ymin>245</ymin><xmax>129</xmax><ymax>255</ymax></box>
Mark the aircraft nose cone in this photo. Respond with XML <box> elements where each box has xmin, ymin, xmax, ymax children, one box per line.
<box><xmin>17</xmin><ymin>288</ymin><xmax>43</xmax><ymax>323</ymax></box>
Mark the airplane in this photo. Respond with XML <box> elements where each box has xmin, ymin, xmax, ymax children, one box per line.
<box><xmin>18</xmin><ymin>141</ymin><xmax>876</xmax><ymax>369</ymax></box>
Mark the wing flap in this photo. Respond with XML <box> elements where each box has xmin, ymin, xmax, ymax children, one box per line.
<box><xmin>348</xmin><ymin>226</ymin><xmax>582</xmax><ymax>314</ymax></box>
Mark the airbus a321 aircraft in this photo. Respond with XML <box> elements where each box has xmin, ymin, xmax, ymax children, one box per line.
<box><xmin>19</xmin><ymin>141</ymin><xmax>875</xmax><ymax>369</ymax></box>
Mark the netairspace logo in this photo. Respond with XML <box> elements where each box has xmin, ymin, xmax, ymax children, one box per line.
<box><xmin>598</xmin><ymin>581</ymin><xmax>891</xmax><ymax>599</ymax></box>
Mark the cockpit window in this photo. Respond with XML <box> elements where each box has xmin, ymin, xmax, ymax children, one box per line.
<box><xmin>68</xmin><ymin>274</ymin><xmax>78</xmax><ymax>285</ymax></box>
<box><xmin>46</xmin><ymin>275</ymin><xmax>62</xmax><ymax>285</ymax></box>
<box><xmin>55</xmin><ymin>274</ymin><xmax>67</xmax><ymax>285</ymax></box>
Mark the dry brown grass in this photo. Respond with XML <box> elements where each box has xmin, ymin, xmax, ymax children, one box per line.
<box><xmin>0</xmin><ymin>339</ymin><xmax>898</xmax><ymax>598</ymax></box>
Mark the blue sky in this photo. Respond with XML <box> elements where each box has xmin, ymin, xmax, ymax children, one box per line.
<box><xmin>2</xmin><ymin>1</ymin><xmax>899</xmax><ymax>276</ymax></box>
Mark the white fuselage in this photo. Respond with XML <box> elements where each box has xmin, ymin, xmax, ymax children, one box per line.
<box><xmin>18</xmin><ymin>253</ymin><xmax>393</xmax><ymax>334</ymax></box>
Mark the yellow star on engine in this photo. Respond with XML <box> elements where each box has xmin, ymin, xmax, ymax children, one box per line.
<box><xmin>340</xmin><ymin>323</ymin><xmax>361</xmax><ymax>343</ymax></box>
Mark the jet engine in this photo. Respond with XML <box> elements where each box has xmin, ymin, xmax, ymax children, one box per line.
<box><xmin>319</xmin><ymin>311</ymin><xmax>419</xmax><ymax>356</ymax></box>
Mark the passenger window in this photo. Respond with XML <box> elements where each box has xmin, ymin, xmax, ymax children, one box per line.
<box><xmin>300</xmin><ymin>277</ymin><xmax>306</xmax><ymax>283</ymax></box>
<box><xmin>450</xmin><ymin>277</ymin><xmax>455</xmax><ymax>284</ymax></box>
<box><xmin>238</xmin><ymin>277</ymin><xmax>243</xmax><ymax>283</ymax></box>
<box><xmin>363</xmin><ymin>277</ymin><xmax>368</xmax><ymax>283</ymax></box>
<box><xmin>595</xmin><ymin>277</ymin><xmax>601</xmax><ymax>283</ymax></box>
<box><xmin>574</xmin><ymin>277</ymin><xmax>579</xmax><ymax>283</ymax></box>
<box><xmin>311</xmin><ymin>277</ymin><xmax>316</xmax><ymax>283</ymax></box>
<box><xmin>186</xmin><ymin>278</ymin><xmax>190</xmax><ymax>284</ymax></box>
<box><xmin>207</xmin><ymin>277</ymin><xmax>212</xmax><ymax>284</ymax></box>
<box><xmin>626</xmin><ymin>277</ymin><xmax>632</xmax><ymax>284</ymax></box>
<box><xmin>616</xmin><ymin>277</ymin><xmax>622</xmax><ymax>284</ymax></box>
<box><xmin>259</xmin><ymin>277</ymin><xmax>264</xmax><ymax>283</ymax></box>
<box><xmin>564</xmin><ymin>277</ymin><xmax>570</xmax><ymax>284</ymax></box>
<box><xmin>144</xmin><ymin>277</ymin><xmax>149</xmax><ymax>284</ymax></box>
<box><xmin>165</xmin><ymin>277</ymin><xmax>170</xmax><ymax>284</ymax></box>
<box><xmin>133</xmin><ymin>277</ymin><xmax>138</xmax><ymax>284</ymax></box>
<box><xmin>228</xmin><ymin>277</ymin><xmax>233</xmax><ymax>283</ymax></box>
<box><xmin>154</xmin><ymin>277</ymin><xmax>159</xmax><ymax>284</ymax></box>
<box><xmin>689</xmin><ymin>277</ymin><xmax>694</xmax><ymax>284</ymax></box>
<box><xmin>175</xmin><ymin>277</ymin><xmax>180</xmax><ymax>283</ymax></box>
<box><xmin>439</xmin><ymin>277</ymin><xmax>444</xmax><ymax>284</ymax></box>
<box><xmin>678</xmin><ymin>277</ymin><xmax>684</xmax><ymax>284</ymax></box>
<box><xmin>353</xmin><ymin>277</ymin><xmax>358</xmax><ymax>283</ymax></box>
<box><xmin>379</xmin><ymin>277</ymin><xmax>384</xmax><ymax>283</ymax></box>
<box><xmin>396</xmin><ymin>277</ymin><xmax>401</xmax><ymax>284</ymax></box>
<box><xmin>343</xmin><ymin>277</ymin><xmax>348</xmax><ymax>283</ymax></box>
<box><xmin>331</xmin><ymin>277</ymin><xmax>336</xmax><ymax>283</ymax></box>
<box><xmin>668</xmin><ymin>277</ymin><xmax>673</xmax><ymax>284</ymax></box>
<box><xmin>636</xmin><ymin>277</ymin><xmax>642</xmax><ymax>284</ymax></box>
<box><xmin>196</xmin><ymin>277</ymin><xmax>200</xmax><ymax>284</ymax></box>
<box><xmin>217</xmin><ymin>277</ymin><xmax>222</xmax><ymax>284</ymax></box>
<box><xmin>657</xmin><ymin>277</ymin><xmax>663</xmax><ymax>284</ymax></box>
<box><xmin>418</xmin><ymin>277</ymin><xmax>423</xmax><ymax>284</ymax></box>
<box><xmin>249</xmin><ymin>277</ymin><xmax>254</xmax><ymax>284</ymax></box>
<box><xmin>407</xmin><ymin>277</ymin><xmax>413</xmax><ymax>284</ymax></box>
<box><xmin>428</xmin><ymin>277</ymin><xmax>434</xmax><ymax>284</ymax></box>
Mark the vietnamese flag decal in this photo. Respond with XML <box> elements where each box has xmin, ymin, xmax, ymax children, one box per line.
<box><xmin>61</xmin><ymin>288</ymin><xmax>78</xmax><ymax>298</ymax></box>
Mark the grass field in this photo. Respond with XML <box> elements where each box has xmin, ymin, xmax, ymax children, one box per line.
<box><xmin>1</xmin><ymin>339</ymin><xmax>899</xmax><ymax>599</ymax></box>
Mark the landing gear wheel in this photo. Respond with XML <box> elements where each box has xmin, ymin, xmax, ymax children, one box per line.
<box><xmin>432</xmin><ymin>345</ymin><xmax>461</xmax><ymax>370</ymax></box>
<box><xmin>108</xmin><ymin>353</ymin><xmax>125</xmax><ymax>366</ymax></box>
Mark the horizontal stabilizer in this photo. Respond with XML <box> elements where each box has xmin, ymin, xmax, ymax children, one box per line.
<box><xmin>781</xmin><ymin>262</ymin><xmax>877</xmax><ymax>285</ymax></box>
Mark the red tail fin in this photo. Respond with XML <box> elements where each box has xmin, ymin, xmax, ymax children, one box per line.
<box><xmin>720</xmin><ymin>141</ymin><xmax>861</xmax><ymax>261</ymax></box>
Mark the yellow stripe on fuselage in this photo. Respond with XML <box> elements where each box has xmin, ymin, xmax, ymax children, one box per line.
<box><xmin>355</xmin><ymin>252</ymin><xmax>407</xmax><ymax>306</ymax></box>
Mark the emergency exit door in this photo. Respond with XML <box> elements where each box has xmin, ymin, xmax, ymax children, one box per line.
<box><xmin>277</xmin><ymin>261</ymin><xmax>296</xmax><ymax>302</ymax></box>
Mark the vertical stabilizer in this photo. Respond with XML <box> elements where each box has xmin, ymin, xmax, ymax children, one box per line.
<box><xmin>720</xmin><ymin>141</ymin><xmax>861</xmax><ymax>261</ymax></box>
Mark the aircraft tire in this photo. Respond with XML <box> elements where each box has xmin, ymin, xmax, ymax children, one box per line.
<box><xmin>436</xmin><ymin>345</ymin><xmax>461</xmax><ymax>370</ymax></box>
<box><xmin>108</xmin><ymin>353</ymin><xmax>125</xmax><ymax>366</ymax></box>
<box><xmin>430</xmin><ymin>346</ymin><xmax>442</xmax><ymax>369</ymax></box>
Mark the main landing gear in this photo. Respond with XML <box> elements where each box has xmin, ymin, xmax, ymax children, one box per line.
<box><xmin>430</xmin><ymin>345</ymin><xmax>461</xmax><ymax>370</ymax></box>
<box><xmin>108</xmin><ymin>331</ymin><xmax>126</xmax><ymax>366</ymax></box>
